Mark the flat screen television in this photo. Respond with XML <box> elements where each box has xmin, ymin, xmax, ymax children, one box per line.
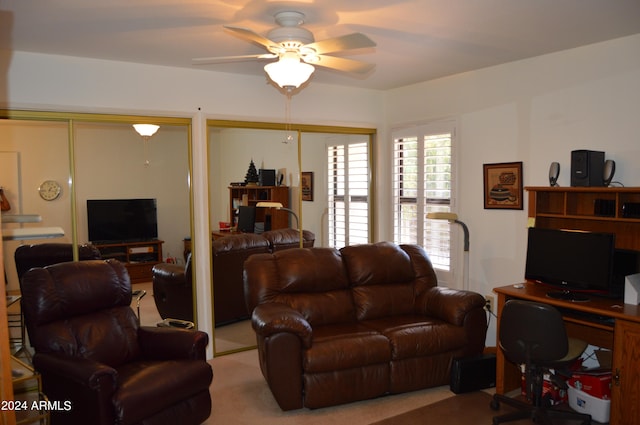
<box><xmin>87</xmin><ymin>199</ymin><xmax>158</xmax><ymax>243</ymax></box>
<box><xmin>524</xmin><ymin>227</ymin><xmax>616</xmax><ymax>301</ymax></box>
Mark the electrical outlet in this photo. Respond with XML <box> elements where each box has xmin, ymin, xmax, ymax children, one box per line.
<box><xmin>485</xmin><ymin>295</ymin><xmax>494</xmax><ymax>313</ymax></box>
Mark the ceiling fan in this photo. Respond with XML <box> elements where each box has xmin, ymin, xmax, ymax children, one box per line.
<box><xmin>192</xmin><ymin>11</ymin><xmax>376</xmax><ymax>88</ymax></box>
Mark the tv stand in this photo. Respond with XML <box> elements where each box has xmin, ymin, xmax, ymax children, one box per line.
<box><xmin>546</xmin><ymin>290</ymin><xmax>590</xmax><ymax>302</ymax></box>
<box><xmin>94</xmin><ymin>240</ymin><xmax>164</xmax><ymax>283</ymax></box>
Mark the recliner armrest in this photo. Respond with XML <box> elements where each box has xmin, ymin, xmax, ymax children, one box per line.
<box><xmin>152</xmin><ymin>263</ymin><xmax>186</xmax><ymax>283</ymax></box>
<box><xmin>252</xmin><ymin>302</ymin><xmax>313</xmax><ymax>348</ymax></box>
<box><xmin>138</xmin><ymin>326</ymin><xmax>209</xmax><ymax>361</ymax></box>
<box><xmin>33</xmin><ymin>353</ymin><xmax>117</xmax><ymax>390</ymax></box>
<box><xmin>422</xmin><ymin>286</ymin><xmax>486</xmax><ymax>326</ymax></box>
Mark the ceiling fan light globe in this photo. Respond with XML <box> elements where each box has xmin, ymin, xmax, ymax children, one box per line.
<box><xmin>133</xmin><ymin>124</ymin><xmax>159</xmax><ymax>137</ymax></box>
<box><xmin>264</xmin><ymin>56</ymin><xmax>315</xmax><ymax>88</ymax></box>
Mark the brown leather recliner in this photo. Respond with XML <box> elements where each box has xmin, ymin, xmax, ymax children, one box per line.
<box><xmin>152</xmin><ymin>253</ymin><xmax>195</xmax><ymax>322</ymax></box>
<box><xmin>14</xmin><ymin>242</ymin><xmax>102</xmax><ymax>279</ymax></box>
<box><xmin>20</xmin><ymin>259</ymin><xmax>213</xmax><ymax>425</ymax></box>
<box><xmin>244</xmin><ymin>242</ymin><xmax>487</xmax><ymax>410</ymax></box>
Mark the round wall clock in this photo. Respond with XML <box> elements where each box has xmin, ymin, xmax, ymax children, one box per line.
<box><xmin>38</xmin><ymin>180</ymin><xmax>62</xmax><ymax>201</ymax></box>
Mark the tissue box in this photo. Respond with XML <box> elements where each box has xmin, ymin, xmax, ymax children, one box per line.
<box><xmin>568</xmin><ymin>385</ymin><xmax>610</xmax><ymax>423</ymax></box>
<box><xmin>568</xmin><ymin>370</ymin><xmax>612</xmax><ymax>399</ymax></box>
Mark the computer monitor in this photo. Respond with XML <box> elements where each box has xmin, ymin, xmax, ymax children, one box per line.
<box><xmin>237</xmin><ymin>206</ymin><xmax>256</xmax><ymax>233</ymax></box>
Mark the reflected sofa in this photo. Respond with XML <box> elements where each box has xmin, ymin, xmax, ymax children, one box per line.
<box><xmin>153</xmin><ymin>228</ymin><xmax>314</xmax><ymax>326</ymax></box>
<box><xmin>244</xmin><ymin>241</ymin><xmax>487</xmax><ymax>410</ymax></box>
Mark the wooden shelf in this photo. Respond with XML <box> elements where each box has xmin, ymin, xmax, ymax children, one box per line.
<box><xmin>526</xmin><ymin>186</ymin><xmax>640</xmax><ymax>250</ymax></box>
<box><xmin>228</xmin><ymin>186</ymin><xmax>290</xmax><ymax>230</ymax></box>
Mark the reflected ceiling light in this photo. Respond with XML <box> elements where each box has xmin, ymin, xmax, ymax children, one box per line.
<box><xmin>133</xmin><ymin>124</ymin><xmax>159</xmax><ymax>137</ymax></box>
<box><xmin>133</xmin><ymin>124</ymin><xmax>160</xmax><ymax>166</ymax></box>
<box><xmin>264</xmin><ymin>52</ymin><xmax>315</xmax><ymax>89</ymax></box>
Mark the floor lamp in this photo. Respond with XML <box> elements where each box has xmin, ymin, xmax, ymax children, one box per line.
<box><xmin>426</xmin><ymin>212</ymin><xmax>470</xmax><ymax>291</ymax></box>
<box><xmin>255</xmin><ymin>202</ymin><xmax>302</xmax><ymax>248</ymax></box>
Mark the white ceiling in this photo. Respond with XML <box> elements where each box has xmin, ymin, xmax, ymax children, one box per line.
<box><xmin>2</xmin><ymin>0</ymin><xmax>640</xmax><ymax>90</ymax></box>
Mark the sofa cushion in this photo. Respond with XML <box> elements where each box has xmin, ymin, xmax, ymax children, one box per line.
<box><xmin>248</xmin><ymin>248</ymin><xmax>356</xmax><ymax>326</ymax></box>
<box><xmin>304</xmin><ymin>323</ymin><xmax>391</xmax><ymax>373</ymax></box>
<box><xmin>262</xmin><ymin>229</ymin><xmax>315</xmax><ymax>251</ymax></box>
<box><xmin>341</xmin><ymin>242</ymin><xmax>417</xmax><ymax>320</ymax></box>
<box><xmin>362</xmin><ymin>315</ymin><xmax>468</xmax><ymax>360</ymax></box>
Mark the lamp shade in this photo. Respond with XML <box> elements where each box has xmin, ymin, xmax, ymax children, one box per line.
<box><xmin>133</xmin><ymin>124</ymin><xmax>159</xmax><ymax>137</ymax></box>
<box><xmin>264</xmin><ymin>52</ymin><xmax>315</xmax><ymax>89</ymax></box>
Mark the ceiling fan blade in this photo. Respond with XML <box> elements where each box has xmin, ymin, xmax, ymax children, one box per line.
<box><xmin>304</xmin><ymin>33</ymin><xmax>376</xmax><ymax>55</ymax></box>
<box><xmin>192</xmin><ymin>53</ymin><xmax>277</xmax><ymax>65</ymax></box>
<box><xmin>224</xmin><ymin>26</ymin><xmax>278</xmax><ymax>50</ymax></box>
<box><xmin>309</xmin><ymin>55</ymin><xmax>375</xmax><ymax>74</ymax></box>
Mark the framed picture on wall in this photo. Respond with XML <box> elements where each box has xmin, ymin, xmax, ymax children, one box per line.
<box><xmin>483</xmin><ymin>161</ymin><xmax>523</xmax><ymax>210</ymax></box>
<box><xmin>301</xmin><ymin>172</ymin><xmax>314</xmax><ymax>201</ymax></box>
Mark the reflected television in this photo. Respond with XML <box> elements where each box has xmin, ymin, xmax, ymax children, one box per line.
<box><xmin>87</xmin><ymin>198</ymin><xmax>158</xmax><ymax>243</ymax></box>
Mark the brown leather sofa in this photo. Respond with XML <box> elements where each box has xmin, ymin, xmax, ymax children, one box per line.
<box><xmin>153</xmin><ymin>228</ymin><xmax>315</xmax><ymax>326</ymax></box>
<box><xmin>244</xmin><ymin>241</ymin><xmax>487</xmax><ymax>410</ymax></box>
<box><xmin>20</xmin><ymin>259</ymin><xmax>213</xmax><ymax>425</ymax></box>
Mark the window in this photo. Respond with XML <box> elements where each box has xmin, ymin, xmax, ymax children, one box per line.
<box><xmin>327</xmin><ymin>141</ymin><xmax>370</xmax><ymax>248</ymax></box>
<box><xmin>392</xmin><ymin>121</ymin><xmax>456</xmax><ymax>284</ymax></box>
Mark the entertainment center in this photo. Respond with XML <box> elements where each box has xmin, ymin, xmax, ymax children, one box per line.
<box><xmin>94</xmin><ymin>240</ymin><xmax>164</xmax><ymax>283</ymax></box>
<box><xmin>87</xmin><ymin>198</ymin><xmax>163</xmax><ymax>283</ymax></box>
<box><xmin>494</xmin><ymin>186</ymin><xmax>640</xmax><ymax>425</ymax></box>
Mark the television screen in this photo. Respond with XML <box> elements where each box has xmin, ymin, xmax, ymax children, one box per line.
<box><xmin>525</xmin><ymin>227</ymin><xmax>615</xmax><ymax>295</ymax></box>
<box><xmin>87</xmin><ymin>199</ymin><xmax>158</xmax><ymax>243</ymax></box>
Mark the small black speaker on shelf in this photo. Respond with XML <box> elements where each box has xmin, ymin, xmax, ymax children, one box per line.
<box><xmin>548</xmin><ymin>162</ymin><xmax>560</xmax><ymax>187</ymax></box>
<box><xmin>259</xmin><ymin>169</ymin><xmax>276</xmax><ymax>186</ymax></box>
<box><xmin>571</xmin><ymin>150</ymin><xmax>604</xmax><ymax>187</ymax></box>
<box><xmin>603</xmin><ymin>159</ymin><xmax>616</xmax><ymax>186</ymax></box>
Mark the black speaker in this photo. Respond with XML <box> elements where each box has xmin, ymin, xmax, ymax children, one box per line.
<box><xmin>548</xmin><ymin>162</ymin><xmax>560</xmax><ymax>187</ymax></box>
<box><xmin>450</xmin><ymin>354</ymin><xmax>496</xmax><ymax>394</ymax></box>
<box><xmin>603</xmin><ymin>159</ymin><xmax>616</xmax><ymax>186</ymax></box>
<box><xmin>237</xmin><ymin>206</ymin><xmax>256</xmax><ymax>233</ymax></box>
<box><xmin>259</xmin><ymin>169</ymin><xmax>276</xmax><ymax>186</ymax></box>
<box><xmin>571</xmin><ymin>150</ymin><xmax>604</xmax><ymax>187</ymax></box>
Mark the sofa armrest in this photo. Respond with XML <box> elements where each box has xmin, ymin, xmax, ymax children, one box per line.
<box><xmin>33</xmin><ymin>352</ymin><xmax>117</xmax><ymax>391</ymax></box>
<box><xmin>422</xmin><ymin>286</ymin><xmax>486</xmax><ymax>326</ymax></box>
<box><xmin>252</xmin><ymin>302</ymin><xmax>313</xmax><ymax>348</ymax></box>
<box><xmin>138</xmin><ymin>326</ymin><xmax>209</xmax><ymax>361</ymax></box>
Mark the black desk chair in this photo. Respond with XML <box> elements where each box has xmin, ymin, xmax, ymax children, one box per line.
<box><xmin>490</xmin><ymin>300</ymin><xmax>592</xmax><ymax>425</ymax></box>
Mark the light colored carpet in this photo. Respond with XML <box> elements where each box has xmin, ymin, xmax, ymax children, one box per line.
<box><xmin>205</xmin><ymin>349</ymin><xmax>457</xmax><ymax>425</ymax></box>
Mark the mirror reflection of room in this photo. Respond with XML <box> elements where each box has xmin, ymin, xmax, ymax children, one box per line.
<box><xmin>206</xmin><ymin>122</ymin><xmax>375</xmax><ymax>355</ymax></box>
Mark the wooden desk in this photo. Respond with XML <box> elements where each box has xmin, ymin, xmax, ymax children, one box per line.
<box><xmin>494</xmin><ymin>282</ymin><xmax>640</xmax><ymax>425</ymax></box>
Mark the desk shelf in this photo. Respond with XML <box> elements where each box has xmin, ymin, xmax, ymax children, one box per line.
<box><xmin>526</xmin><ymin>186</ymin><xmax>640</xmax><ymax>250</ymax></box>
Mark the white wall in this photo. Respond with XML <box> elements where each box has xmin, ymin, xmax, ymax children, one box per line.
<box><xmin>384</xmin><ymin>34</ymin><xmax>640</xmax><ymax>345</ymax></box>
<box><xmin>0</xmin><ymin>120</ymin><xmax>72</xmax><ymax>289</ymax></box>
